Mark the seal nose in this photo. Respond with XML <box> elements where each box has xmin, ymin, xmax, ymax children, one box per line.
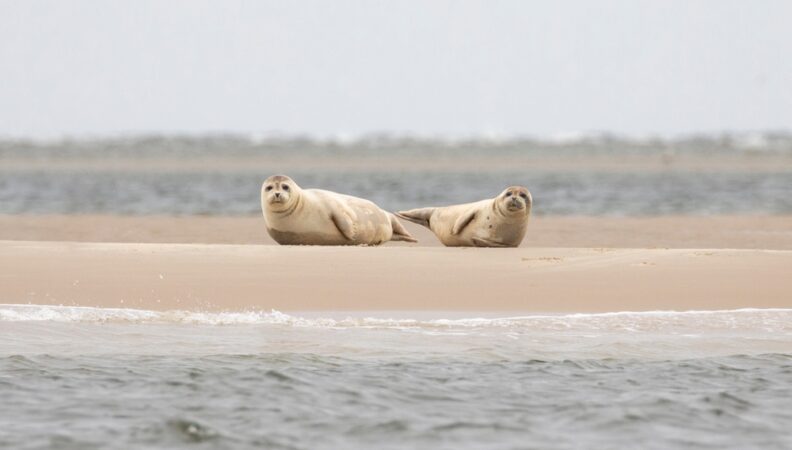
<box><xmin>274</xmin><ymin>192</ymin><xmax>281</xmax><ymax>198</ymax></box>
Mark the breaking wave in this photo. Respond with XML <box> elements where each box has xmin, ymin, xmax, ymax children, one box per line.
<box><xmin>2</xmin><ymin>304</ymin><xmax>791</xmax><ymax>333</ymax></box>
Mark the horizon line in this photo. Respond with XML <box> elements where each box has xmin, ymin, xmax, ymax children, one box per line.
<box><xmin>2</xmin><ymin>128</ymin><xmax>792</xmax><ymax>144</ymax></box>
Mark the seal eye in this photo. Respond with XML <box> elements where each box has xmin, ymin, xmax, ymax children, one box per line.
<box><xmin>265</xmin><ymin>186</ymin><xmax>273</xmax><ymax>192</ymax></box>
<box><xmin>520</xmin><ymin>193</ymin><xmax>527</xmax><ymax>199</ymax></box>
<box><xmin>282</xmin><ymin>185</ymin><xmax>290</xmax><ymax>191</ymax></box>
<box><xmin>505</xmin><ymin>192</ymin><xmax>512</xmax><ymax>197</ymax></box>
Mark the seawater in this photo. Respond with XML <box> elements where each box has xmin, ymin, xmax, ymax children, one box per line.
<box><xmin>1</xmin><ymin>305</ymin><xmax>791</xmax><ymax>449</ymax></box>
<box><xmin>3</xmin><ymin>170</ymin><xmax>792</xmax><ymax>216</ymax></box>
<box><xmin>2</xmin><ymin>134</ymin><xmax>792</xmax><ymax>216</ymax></box>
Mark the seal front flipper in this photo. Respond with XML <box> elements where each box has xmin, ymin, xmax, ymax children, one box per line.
<box><xmin>330</xmin><ymin>212</ymin><xmax>357</xmax><ymax>241</ymax></box>
<box><xmin>471</xmin><ymin>237</ymin><xmax>510</xmax><ymax>248</ymax></box>
<box><xmin>395</xmin><ymin>208</ymin><xmax>435</xmax><ymax>229</ymax></box>
<box><xmin>388</xmin><ymin>213</ymin><xmax>418</xmax><ymax>243</ymax></box>
<box><xmin>451</xmin><ymin>208</ymin><xmax>477</xmax><ymax>235</ymax></box>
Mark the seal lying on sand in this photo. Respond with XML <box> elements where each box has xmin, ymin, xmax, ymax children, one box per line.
<box><xmin>261</xmin><ymin>175</ymin><xmax>417</xmax><ymax>245</ymax></box>
<box><xmin>397</xmin><ymin>186</ymin><xmax>532</xmax><ymax>247</ymax></box>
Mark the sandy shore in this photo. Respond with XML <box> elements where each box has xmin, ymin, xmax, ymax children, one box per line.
<box><xmin>1</xmin><ymin>215</ymin><xmax>790</xmax><ymax>312</ymax></box>
<box><xmin>1</xmin><ymin>239</ymin><xmax>790</xmax><ymax>313</ymax></box>
<box><xmin>2</xmin><ymin>214</ymin><xmax>792</xmax><ymax>249</ymax></box>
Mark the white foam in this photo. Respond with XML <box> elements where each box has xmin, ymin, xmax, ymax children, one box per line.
<box><xmin>1</xmin><ymin>304</ymin><xmax>791</xmax><ymax>333</ymax></box>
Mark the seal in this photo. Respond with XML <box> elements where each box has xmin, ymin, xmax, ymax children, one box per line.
<box><xmin>261</xmin><ymin>175</ymin><xmax>417</xmax><ymax>245</ymax></box>
<box><xmin>396</xmin><ymin>186</ymin><xmax>532</xmax><ymax>247</ymax></box>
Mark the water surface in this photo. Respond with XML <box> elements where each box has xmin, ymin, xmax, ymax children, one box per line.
<box><xmin>2</xmin><ymin>305</ymin><xmax>791</xmax><ymax>449</ymax></box>
<box><xmin>2</xmin><ymin>134</ymin><xmax>791</xmax><ymax>216</ymax></box>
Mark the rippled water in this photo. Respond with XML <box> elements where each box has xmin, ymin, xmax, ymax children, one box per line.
<box><xmin>2</xmin><ymin>305</ymin><xmax>791</xmax><ymax>449</ymax></box>
<box><xmin>2</xmin><ymin>134</ymin><xmax>792</xmax><ymax>216</ymax></box>
<box><xmin>2</xmin><ymin>170</ymin><xmax>792</xmax><ymax>216</ymax></box>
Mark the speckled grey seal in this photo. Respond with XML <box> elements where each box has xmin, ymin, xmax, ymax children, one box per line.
<box><xmin>397</xmin><ymin>186</ymin><xmax>531</xmax><ymax>247</ymax></box>
<box><xmin>261</xmin><ymin>175</ymin><xmax>417</xmax><ymax>245</ymax></box>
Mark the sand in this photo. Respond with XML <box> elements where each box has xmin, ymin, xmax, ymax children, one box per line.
<box><xmin>1</xmin><ymin>240</ymin><xmax>789</xmax><ymax>312</ymax></box>
<box><xmin>1</xmin><ymin>214</ymin><xmax>791</xmax><ymax>312</ymax></box>
<box><xmin>1</xmin><ymin>215</ymin><xmax>790</xmax><ymax>312</ymax></box>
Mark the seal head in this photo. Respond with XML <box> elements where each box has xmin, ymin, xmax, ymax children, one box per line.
<box><xmin>262</xmin><ymin>175</ymin><xmax>300</xmax><ymax>213</ymax></box>
<box><xmin>496</xmin><ymin>186</ymin><xmax>532</xmax><ymax>216</ymax></box>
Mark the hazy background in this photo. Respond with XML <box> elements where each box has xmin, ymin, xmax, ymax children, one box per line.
<box><xmin>2</xmin><ymin>1</ymin><xmax>791</xmax><ymax>217</ymax></box>
<box><xmin>1</xmin><ymin>0</ymin><xmax>791</xmax><ymax>138</ymax></box>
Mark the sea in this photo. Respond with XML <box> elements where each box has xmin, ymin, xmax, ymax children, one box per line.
<box><xmin>1</xmin><ymin>306</ymin><xmax>791</xmax><ymax>449</ymax></box>
<box><xmin>1</xmin><ymin>133</ymin><xmax>791</xmax><ymax>216</ymax></box>
<box><xmin>1</xmin><ymin>134</ymin><xmax>792</xmax><ymax>448</ymax></box>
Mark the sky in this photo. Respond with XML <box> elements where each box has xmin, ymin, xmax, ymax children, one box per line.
<box><xmin>1</xmin><ymin>0</ymin><xmax>791</xmax><ymax>138</ymax></box>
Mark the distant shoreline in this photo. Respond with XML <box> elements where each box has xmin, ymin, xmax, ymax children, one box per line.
<box><xmin>3</xmin><ymin>153</ymin><xmax>791</xmax><ymax>173</ymax></box>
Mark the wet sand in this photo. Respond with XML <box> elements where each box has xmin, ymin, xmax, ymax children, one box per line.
<box><xmin>1</xmin><ymin>214</ymin><xmax>792</xmax><ymax>249</ymax></box>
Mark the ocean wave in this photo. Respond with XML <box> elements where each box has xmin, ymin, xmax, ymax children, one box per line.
<box><xmin>1</xmin><ymin>304</ymin><xmax>791</xmax><ymax>333</ymax></box>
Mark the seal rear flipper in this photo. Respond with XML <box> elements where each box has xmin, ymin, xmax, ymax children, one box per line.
<box><xmin>388</xmin><ymin>213</ymin><xmax>418</xmax><ymax>243</ymax></box>
<box><xmin>395</xmin><ymin>208</ymin><xmax>435</xmax><ymax>229</ymax></box>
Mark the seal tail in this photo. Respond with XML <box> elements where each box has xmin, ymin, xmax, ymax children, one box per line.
<box><xmin>388</xmin><ymin>213</ymin><xmax>418</xmax><ymax>243</ymax></box>
<box><xmin>395</xmin><ymin>208</ymin><xmax>435</xmax><ymax>229</ymax></box>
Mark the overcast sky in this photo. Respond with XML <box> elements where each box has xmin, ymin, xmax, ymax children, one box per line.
<box><xmin>1</xmin><ymin>0</ymin><xmax>791</xmax><ymax>138</ymax></box>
